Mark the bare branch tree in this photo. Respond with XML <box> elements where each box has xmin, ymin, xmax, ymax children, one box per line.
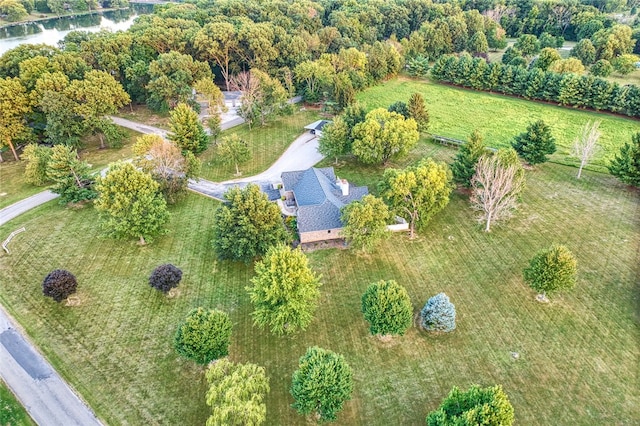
<box><xmin>470</xmin><ymin>155</ymin><xmax>524</xmax><ymax>232</ymax></box>
<box><xmin>572</xmin><ymin>121</ymin><xmax>600</xmax><ymax>179</ymax></box>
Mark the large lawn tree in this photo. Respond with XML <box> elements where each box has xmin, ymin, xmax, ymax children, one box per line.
<box><xmin>94</xmin><ymin>162</ymin><xmax>169</xmax><ymax>245</ymax></box>
<box><xmin>524</xmin><ymin>244</ymin><xmax>577</xmax><ymax>300</ymax></box>
<box><xmin>361</xmin><ymin>280</ymin><xmax>413</xmax><ymax>338</ymax></box>
<box><xmin>341</xmin><ymin>194</ymin><xmax>390</xmax><ymax>253</ymax></box>
<box><xmin>291</xmin><ymin>347</ymin><xmax>353</xmax><ymax>423</ymax></box>
<box><xmin>318</xmin><ymin>116</ymin><xmax>350</xmax><ymax>165</ymax></box>
<box><xmin>608</xmin><ymin>132</ymin><xmax>640</xmax><ymax>187</ymax></box>
<box><xmin>212</xmin><ymin>184</ymin><xmax>289</xmax><ymax>262</ymax></box>
<box><xmin>168</xmin><ymin>103</ymin><xmax>210</xmax><ymax>155</ymax></box>
<box><xmin>174</xmin><ymin>308</ymin><xmax>232</xmax><ymax>365</ymax></box>
<box><xmin>205</xmin><ymin>359</ymin><xmax>270</xmax><ymax>426</ymax></box>
<box><xmin>379</xmin><ymin>158</ymin><xmax>453</xmax><ymax>239</ymax></box>
<box><xmin>511</xmin><ymin>120</ymin><xmax>556</xmax><ymax>165</ymax></box>
<box><xmin>0</xmin><ymin>77</ymin><xmax>33</xmax><ymax>161</ymax></box>
<box><xmin>194</xmin><ymin>22</ymin><xmax>239</xmax><ymax>92</ymax></box>
<box><xmin>426</xmin><ymin>385</ymin><xmax>515</xmax><ymax>426</ymax></box>
<box><xmin>247</xmin><ymin>244</ymin><xmax>321</xmax><ymax>336</ymax></box>
<box><xmin>352</xmin><ymin>108</ymin><xmax>419</xmax><ymax>165</ymax></box>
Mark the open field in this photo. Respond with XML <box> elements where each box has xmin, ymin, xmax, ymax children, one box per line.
<box><xmin>199</xmin><ymin>109</ymin><xmax>321</xmax><ymax>182</ymax></box>
<box><xmin>0</xmin><ymin>139</ymin><xmax>637</xmax><ymax>424</ymax></box>
<box><xmin>358</xmin><ymin>78</ymin><xmax>639</xmax><ymax>172</ymax></box>
<box><xmin>0</xmin><ymin>379</ymin><xmax>34</xmax><ymax>426</ymax></box>
<box><xmin>0</xmin><ymin>129</ymin><xmax>138</xmax><ymax>210</ymax></box>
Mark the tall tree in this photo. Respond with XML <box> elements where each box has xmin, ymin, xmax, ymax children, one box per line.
<box><xmin>23</xmin><ymin>144</ymin><xmax>52</xmax><ymax>186</ymax></box>
<box><xmin>294</xmin><ymin>60</ymin><xmax>333</xmax><ymax>102</ymax></box>
<box><xmin>524</xmin><ymin>244</ymin><xmax>577</xmax><ymax>300</ymax></box>
<box><xmin>205</xmin><ymin>359</ymin><xmax>270</xmax><ymax>426</ymax></box>
<box><xmin>168</xmin><ymin>103</ymin><xmax>210</xmax><ymax>155</ymax></box>
<box><xmin>361</xmin><ymin>280</ymin><xmax>413</xmax><ymax>338</ymax></box>
<box><xmin>247</xmin><ymin>244</ymin><xmax>321</xmax><ymax>336</ymax></box>
<box><xmin>47</xmin><ymin>144</ymin><xmax>96</xmax><ymax>204</ymax></box>
<box><xmin>352</xmin><ymin>108</ymin><xmax>419</xmax><ymax>165</ymax></box>
<box><xmin>426</xmin><ymin>385</ymin><xmax>515</xmax><ymax>426</ymax></box>
<box><xmin>512</xmin><ymin>120</ymin><xmax>556</xmax><ymax>165</ymax></box>
<box><xmin>608</xmin><ymin>132</ymin><xmax>640</xmax><ymax>187</ymax></box>
<box><xmin>194</xmin><ymin>22</ymin><xmax>239</xmax><ymax>91</ymax></box>
<box><xmin>94</xmin><ymin>162</ymin><xmax>169</xmax><ymax>245</ymax></box>
<box><xmin>212</xmin><ymin>184</ymin><xmax>289</xmax><ymax>262</ymax></box>
<box><xmin>470</xmin><ymin>150</ymin><xmax>525</xmax><ymax>232</ymax></box>
<box><xmin>291</xmin><ymin>347</ymin><xmax>353</xmax><ymax>423</ymax></box>
<box><xmin>379</xmin><ymin>158</ymin><xmax>453</xmax><ymax>239</ymax></box>
<box><xmin>216</xmin><ymin>134</ymin><xmax>251</xmax><ymax>176</ymax></box>
<box><xmin>451</xmin><ymin>129</ymin><xmax>487</xmax><ymax>188</ymax></box>
<box><xmin>341</xmin><ymin>194</ymin><xmax>390</xmax><ymax>253</ymax></box>
<box><xmin>407</xmin><ymin>92</ymin><xmax>429</xmax><ymax>133</ymax></box>
<box><xmin>318</xmin><ymin>116</ymin><xmax>350</xmax><ymax>164</ymax></box>
<box><xmin>572</xmin><ymin>121</ymin><xmax>600</xmax><ymax>179</ymax></box>
<box><xmin>0</xmin><ymin>77</ymin><xmax>32</xmax><ymax>161</ymax></box>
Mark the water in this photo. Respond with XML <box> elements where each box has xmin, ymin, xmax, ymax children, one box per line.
<box><xmin>0</xmin><ymin>5</ymin><xmax>153</xmax><ymax>55</ymax></box>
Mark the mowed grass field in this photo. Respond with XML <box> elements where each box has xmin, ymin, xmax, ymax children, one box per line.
<box><xmin>0</xmin><ymin>379</ymin><xmax>34</xmax><ymax>426</ymax></box>
<box><xmin>358</xmin><ymin>78</ymin><xmax>640</xmax><ymax>172</ymax></box>
<box><xmin>0</xmin><ymin>139</ymin><xmax>638</xmax><ymax>425</ymax></box>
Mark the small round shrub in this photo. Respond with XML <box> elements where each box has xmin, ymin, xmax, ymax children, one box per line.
<box><xmin>42</xmin><ymin>269</ymin><xmax>77</xmax><ymax>302</ymax></box>
<box><xmin>421</xmin><ymin>293</ymin><xmax>456</xmax><ymax>332</ymax></box>
<box><xmin>174</xmin><ymin>308</ymin><xmax>232</xmax><ymax>364</ymax></box>
<box><xmin>361</xmin><ymin>280</ymin><xmax>412</xmax><ymax>337</ymax></box>
<box><xmin>149</xmin><ymin>263</ymin><xmax>182</xmax><ymax>293</ymax></box>
<box><xmin>523</xmin><ymin>244</ymin><xmax>577</xmax><ymax>298</ymax></box>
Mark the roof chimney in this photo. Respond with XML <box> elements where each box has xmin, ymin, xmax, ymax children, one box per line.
<box><xmin>337</xmin><ymin>178</ymin><xmax>349</xmax><ymax>196</ymax></box>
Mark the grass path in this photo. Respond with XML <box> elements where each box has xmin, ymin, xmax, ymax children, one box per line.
<box><xmin>0</xmin><ymin>141</ymin><xmax>637</xmax><ymax>424</ymax></box>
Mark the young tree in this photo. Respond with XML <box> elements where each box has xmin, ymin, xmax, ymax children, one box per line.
<box><xmin>205</xmin><ymin>359</ymin><xmax>270</xmax><ymax>426</ymax></box>
<box><xmin>533</xmin><ymin>47</ymin><xmax>562</xmax><ymax>71</ymax></box>
<box><xmin>216</xmin><ymin>134</ymin><xmax>251</xmax><ymax>176</ymax></box>
<box><xmin>352</xmin><ymin>108</ymin><xmax>419</xmax><ymax>165</ymax></box>
<box><xmin>407</xmin><ymin>92</ymin><xmax>429</xmax><ymax>133</ymax></box>
<box><xmin>572</xmin><ymin>121</ymin><xmax>600</xmax><ymax>179</ymax></box>
<box><xmin>94</xmin><ymin>162</ymin><xmax>169</xmax><ymax>245</ymax></box>
<box><xmin>174</xmin><ymin>308</ymin><xmax>232</xmax><ymax>365</ymax></box>
<box><xmin>193</xmin><ymin>78</ymin><xmax>226</xmax><ymax>116</ymax></box>
<box><xmin>361</xmin><ymin>280</ymin><xmax>412</xmax><ymax>338</ymax></box>
<box><xmin>388</xmin><ymin>101</ymin><xmax>409</xmax><ymax>118</ymax></box>
<box><xmin>318</xmin><ymin>116</ymin><xmax>350</xmax><ymax>165</ymax></box>
<box><xmin>608</xmin><ymin>133</ymin><xmax>640</xmax><ymax>187</ymax></box>
<box><xmin>149</xmin><ymin>264</ymin><xmax>182</xmax><ymax>294</ymax></box>
<box><xmin>291</xmin><ymin>347</ymin><xmax>353</xmax><ymax>422</ymax></box>
<box><xmin>612</xmin><ymin>54</ymin><xmax>639</xmax><ymax>76</ymax></box>
<box><xmin>0</xmin><ymin>77</ymin><xmax>33</xmax><ymax>161</ymax></box>
<box><xmin>42</xmin><ymin>269</ymin><xmax>78</xmax><ymax>303</ymax></box>
<box><xmin>379</xmin><ymin>158</ymin><xmax>453</xmax><ymax>239</ymax></box>
<box><xmin>470</xmin><ymin>150</ymin><xmax>525</xmax><ymax>232</ymax></box>
<box><xmin>247</xmin><ymin>244</ymin><xmax>321</xmax><ymax>335</ymax></box>
<box><xmin>451</xmin><ymin>129</ymin><xmax>487</xmax><ymax>188</ymax></box>
<box><xmin>47</xmin><ymin>144</ymin><xmax>96</xmax><ymax>204</ymax></box>
<box><xmin>341</xmin><ymin>194</ymin><xmax>390</xmax><ymax>253</ymax></box>
<box><xmin>168</xmin><ymin>103</ymin><xmax>210</xmax><ymax>155</ymax></box>
<box><xmin>426</xmin><ymin>385</ymin><xmax>515</xmax><ymax>426</ymax></box>
<box><xmin>207</xmin><ymin>114</ymin><xmax>222</xmax><ymax>144</ymax></box>
<box><xmin>420</xmin><ymin>293</ymin><xmax>456</xmax><ymax>332</ymax></box>
<box><xmin>511</xmin><ymin>120</ymin><xmax>556</xmax><ymax>165</ymax></box>
<box><xmin>524</xmin><ymin>244</ymin><xmax>577</xmax><ymax>299</ymax></box>
<box><xmin>570</xmin><ymin>39</ymin><xmax>596</xmax><ymax>65</ymax></box>
<box><xmin>23</xmin><ymin>144</ymin><xmax>52</xmax><ymax>186</ymax></box>
<box><xmin>212</xmin><ymin>184</ymin><xmax>289</xmax><ymax>262</ymax></box>
<box><xmin>589</xmin><ymin>59</ymin><xmax>613</xmax><ymax>77</ymax></box>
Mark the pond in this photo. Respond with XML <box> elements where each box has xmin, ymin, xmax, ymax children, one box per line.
<box><xmin>0</xmin><ymin>5</ymin><xmax>153</xmax><ymax>55</ymax></box>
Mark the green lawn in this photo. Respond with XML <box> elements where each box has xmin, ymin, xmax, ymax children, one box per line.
<box><xmin>115</xmin><ymin>104</ymin><xmax>171</xmax><ymax>130</ymax></box>
<box><xmin>199</xmin><ymin>109</ymin><xmax>321</xmax><ymax>182</ymax></box>
<box><xmin>358</xmin><ymin>78</ymin><xmax>639</xmax><ymax>172</ymax></box>
<box><xmin>0</xmin><ymin>379</ymin><xmax>34</xmax><ymax>426</ymax></box>
<box><xmin>0</xmin><ymin>140</ymin><xmax>637</xmax><ymax>424</ymax></box>
<box><xmin>0</xmin><ymin>129</ymin><xmax>138</xmax><ymax>210</ymax></box>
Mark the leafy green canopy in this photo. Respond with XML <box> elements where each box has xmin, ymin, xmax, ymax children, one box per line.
<box><xmin>174</xmin><ymin>308</ymin><xmax>232</xmax><ymax>365</ymax></box>
<box><xmin>426</xmin><ymin>385</ymin><xmax>515</xmax><ymax>426</ymax></box>
<box><xmin>524</xmin><ymin>244</ymin><xmax>577</xmax><ymax>297</ymax></box>
<box><xmin>361</xmin><ymin>280</ymin><xmax>413</xmax><ymax>337</ymax></box>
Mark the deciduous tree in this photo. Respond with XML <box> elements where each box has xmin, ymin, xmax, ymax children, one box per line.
<box><xmin>318</xmin><ymin>116</ymin><xmax>350</xmax><ymax>164</ymax></box>
<box><xmin>524</xmin><ymin>244</ymin><xmax>577</xmax><ymax>299</ymax></box>
<box><xmin>149</xmin><ymin>264</ymin><xmax>182</xmax><ymax>294</ymax></box>
<box><xmin>212</xmin><ymin>184</ymin><xmax>288</xmax><ymax>262</ymax></box>
<box><xmin>379</xmin><ymin>158</ymin><xmax>453</xmax><ymax>239</ymax></box>
<box><xmin>608</xmin><ymin>132</ymin><xmax>640</xmax><ymax>187</ymax></box>
<box><xmin>94</xmin><ymin>162</ymin><xmax>169</xmax><ymax>245</ymax></box>
<box><xmin>511</xmin><ymin>120</ymin><xmax>556</xmax><ymax>165</ymax></box>
<box><xmin>291</xmin><ymin>347</ymin><xmax>353</xmax><ymax>422</ymax></box>
<box><xmin>426</xmin><ymin>385</ymin><xmax>515</xmax><ymax>426</ymax></box>
<box><xmin>205</xmin><ymin>359</ymin><xmax>270</xmax><ymax>426</ymax></box>
<box><xmin>216</xmin><ymin>134</ymin><xmax>251</xmax><ymax>176</ymax></box>
<box><xmin>23</xmin><ymin>144</ymin><xmax>51</xmax><ymax>186</ymax></box>
<box><xmin>194</xmin><ymin>22</ymin><xmax>238</xmax><ymax>91</ymax></box>
<box><xmin>341</xmin><ymin>194</ymin><xmax>390</xmax><ymax>252</ymax></box>
<box><xmin>42</xmin><ymin>269</ymin><xmax>77</xmax><ymax>303</ymax></box>
<box><xmin>572</xmin><ymin>121</ymin><xmax>600</xmax><ymax>179</ymax></box>
<box><xmin>168</xmin><ymin>103</ymin><xmax>209</xmax><ymax>155</ymax></box>
<box><xmin>407</xmin><ymin>92</ymin><xmax>429</xmax><ymax>133</ymax></box>
<box><xmin>247</xmin><ymin>244</ymin><xmax>321</xmax><ymax>335</ymax></box>
<box><xmin>352</xmin><ymin>108</ymin><xmax>419</xmax><ymax>165</ymax></box>
<box><xmin>361</xmin><ymin>280</ymin><xmax>412</xmax><ymax>337</ymax></box>
<box><xmin>0</xmin><ymin>77</ymin><xmax>32</xmax><ymax>161</ymax></box>
<box><xmin>174</xmin><ymin>308</ymin><xmax>232</xmax><ymax>365</ymax></box>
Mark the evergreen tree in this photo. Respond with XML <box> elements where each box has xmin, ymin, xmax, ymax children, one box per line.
<box><xmin>511</xmin><ymin>120</ymin><xmax>556</xmax><ymax>165</ymax></box>
<box><xmin>608</xmin><ymin>133</ymin><xmax>640</xmax><ymax>187</ymax></box>
<box><xmin>361</xmin><ymin>280</ymin><xmax>413</xmax><ymax>337</ymax></box>
<box><xmin>407</xmin><ymin>92</ymin><xmax>429</xmax><ymax>133</ymax></box>
<box><xmin>47</xmin><ymin>144</ymin><xmax>96</xmax><ymax>204</ymax></box>
<box><xmin>421</xmin><ymin>293</ymin><xmax>456</xmax><ymax>332</ymax></box>
<box><xmin>451</xmin><ymin>129</ymin><xmax>487</xmax><ymax>188</ymax></box>
<box><xmin>168</xmin><ymin>103</ymin><xmax>209</xmax><ymax>155</ymax></box>
<box><xmin>524</xmin><ymin>244</ymin><xmax>577</xmax><ymax>299</ymax></box>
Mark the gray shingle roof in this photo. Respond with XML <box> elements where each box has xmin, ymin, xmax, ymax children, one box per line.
<box><xmin>281</xmin><ymin>167</ymin><xmax>368</xmax><ymax>233</ymax></box>
<box><xmin>303</xmin><ymin>120</ymin><xmax>331</xmax><ymax>132</ymax></box>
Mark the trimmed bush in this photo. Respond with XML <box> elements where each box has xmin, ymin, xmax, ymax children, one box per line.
<box><xmin>524</xmin><ymin>244</ymin><xmax>577</xmax><ymax>298</ymax></box>
<box><xmin>421</xmin><ymin>293</ymin><xmax>456</xmax><ymax>332</ymax></box>
<box><xmin>361</xmin><ymin>280</ymin><xmax>412</xmax><ymax>337</ymax></box>
<box><xmin>426</xmin><ymin>384</ymin><xmax>515</xmax><ymax>425</ymax></box>
<box><xmin>174</xmin><ymin>308</ymin><xmax>232</xmax><ymax>364</ymax></box>
<box><xmin>149</xmin><ymin>264</ymin><xmax>182</xmax><ymax>293</ymax></box>
<box><xmin>42</xmin><ymin>269</ymin><xmax>77</xmax><ymax>302</ymax></box>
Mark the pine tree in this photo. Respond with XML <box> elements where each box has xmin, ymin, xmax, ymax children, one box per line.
<box><xmin>524</xmin><ymin>244</ymin><xmax>577</xmax><ymax>299</ymax></box>
<box><xmin>168</xmin><ymin>103</ymin><xmax>209</xmax><ymax>155</ymax></box>
<box><xmin>608</xmin><ymin>132</ymin><xmax>640</xmax><ymax>187</ymax></box>
<box><xmin>511</xmin><ymin>120</ymin><xmax>556</xmax><ymax>165</ymax></box>
<box><xmin>451</xmin><ymin>129</ymin><xmax>487</xmax><ymax>188</ymax></box>
<box><xmin>46</xmin><ymin>144</ymin><xmax>96</xmax><ymax>204</ymax></box>
<box><xmin>421</xmin><ymin>293</ymin><xmax>456</xmax><ymax>332</ymax></box>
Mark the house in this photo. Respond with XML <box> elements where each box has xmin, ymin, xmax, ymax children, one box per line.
<box><xmin>280</xmin><ymin>167</ymin><xmax>368</xmax><ymax>244</ymax></box>
<box><xmin>303</xmin><ymin>120</ymin><xmax>331</xmax><ymax>138</ymax></box>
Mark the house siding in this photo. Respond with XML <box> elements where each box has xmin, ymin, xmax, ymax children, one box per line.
<box><xmin>299</xmin><ymin>228</ymin><xmax>344</xmax><ymax>243</ymax></box>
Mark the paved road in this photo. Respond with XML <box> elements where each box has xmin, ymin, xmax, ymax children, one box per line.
<box><xmin>0</xmin><ymin>306</ymin><xmax>103</xmax><ymax>426</ymax></box>
<box><xmin>0</xmin><ymin>191</ymin><xmax>59</xmax><ymax>227</ymax></box>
